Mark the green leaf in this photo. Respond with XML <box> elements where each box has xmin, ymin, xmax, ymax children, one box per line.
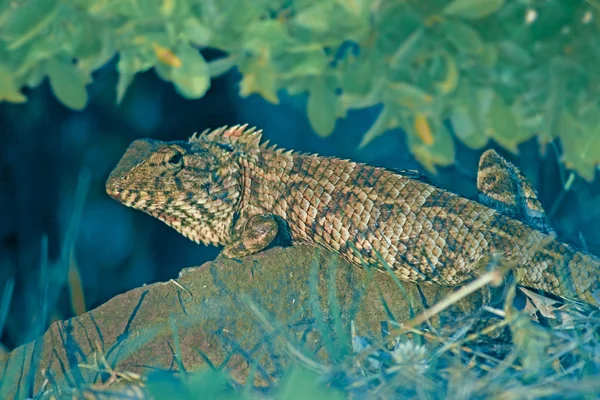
<box><xmin>407</xmin><ymin>116</ymin><xmax>456</xmax><ymax>173</ymax></box>
<box><xmin>341</xmin><ymin>63</ymin><xmax>371</xmax><ymax>95</ymax></box>
<box><xmin>442</xmin><ymin>21</ymin><xmax>485</xmax><ymax>54</ymax></box>
<box><xmin>72</xmin><ymin>19</ymin><xmax>103</xmax><ymax>62</ymax></box>
<box><xmin>483</xmin><ymin>92</ymin><xmax>520</xmax><ymax>152</ymax></box>
<box><xmin>1</xmin><ymin>0</ymin><xmax>59</xmax><ymax>50</ymax></box>
<box><xmin>128</xmin><ymin>0</ymin><xmax>164</xmax><ymax>20</ymax></box>
<box><xmin>340</xmin><ymin>49</ymin><xmax>385</xmax><ymax>96</ymax></box>
<box><xmin>10</xmin><ymin>38</ymin><xmax>58</xmax><ymax>77</ymax></box>
<box><xmin>448</xmin><ymin>80</ymin><xmax>493</xmax><ymax>149</ymax></box>
<box><xmin>474</xmin><ymin>87</ymin><xmax>495</xmax><ymax>116</ymax></box>
<box><xmin>294</xmin><ymin>1</ymin><xmax>334</xmax><ymax>32</ymax></box>
<box><xmin>375</xmin><ymin>2</ymin><xmax>422</xmax><ymax>55</ymax></box>
<box><xmin>208</xmin><ymin>57</ymin><xmax>236</xmax><ymax>78</ymax></box>
<box><xmin>389</xmin><ymin>28</ymin><xmax>424</xmax><ymax>69</ymax></box>
<box><xmin>23</xmin><ymin>65</ymin><xmax>46</xmax><ymax>89</ymax></box>
<box><xmin>449</xmin><ymin>105</ymin><xmax>488</xmax><ymax>148</ymax></box>
<box><xmin>358</xmin><ymin>105</ymin><xmax>397</xmax><ymax>148</ymax></box>
<box><xmin>497</xmin><ymin>41</ymin><xmax>532</xmax><ymax>67</ymax></box>
<box><xmin>385</xmin><ymin>81</ymin><xmax>433</xmax><ymax>111</ymax></box>
<box><xmin>160</xmin><ymin>0</ymin><xmax>176</xmax><ymax>17</ymax></box>
<box><xmin>285</xmin><ymin>80</ymin><xmax>311</xmax><ymax>96</ymax></box>
<box><xmin>46</xmin><ymin>59</ymin><xmax>88</xmax><ymax>110</ymax></box>
<box><xmin>276</xmin><ymin>50</ymin><xmax>328</xmax><ymax>79</ymax></box>
<box><xmin>434</xmin><ymin>53</ymin><xmax>459</xmax><ymax>95</ymax></box>
<box><xmin>182</xmin><ymin>17</ymin><xmax>212</xmax><ymax>46</ymax></box>
<box><xmin>559</xmin><ymin>111</ymin><xmax>600</xmax><ymax>182</ymax></box>
<box><xmin>243</xmin><ymin>20</ymin><xmax>290</xmax><ymax>54</ymax></box>
<box><xmin>0</xmin><ymin>67</ymin><xmax>26</xmax><ymax>103</ymax></box>
<box><xmin>239</xmin><ymin>57</ymin><xmax>279</xmax><ymax>103</ymax></box>
<box><xmin>535</xmin><ymin>59</ymin><xmax>571</xmax><ymax>146</ymax></box>
<box><xmin>307</xmin><ymin>78</ymin><xmax>338</xmax><ymax>137</ymax></box>
<box><xmin>116</xmin><ymin>52</ymin><xmax>153</xmax><ymax>104</ymax></box>
<box><xmin>334</xmin><ymin>0</ymin><xmax>369</xmax><ymax>15</ymax></box>
<box><xmin>479</xmin><ymin>43</ymin><xmax>498</xmax><ymax>67</ymax></box>
<box><xmin>171</xmin><ymin>45</ymin><xmax>211</xmax><ymax>99</ymax></box>
<box><xmin>443</xmin><ymin>0</ymin><xmax>505</xmax><ymax>20</ymax></box>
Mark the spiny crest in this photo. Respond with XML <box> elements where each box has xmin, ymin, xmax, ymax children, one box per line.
<box><xmin>189</xmin><ymin>124</ymin><xmax>278</xmax><ymax>151</ymax></box>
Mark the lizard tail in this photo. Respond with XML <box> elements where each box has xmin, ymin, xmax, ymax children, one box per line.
<box><xmin>518</xmin><ymin>237</ymin><xmax>600</xmax><ymax>307</ymax></box>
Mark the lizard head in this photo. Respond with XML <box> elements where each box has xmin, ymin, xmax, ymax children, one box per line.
<box><xmin>106</xmin><ymin>137</ymin><xmax>243</xmax><ymax>246</ymax></box>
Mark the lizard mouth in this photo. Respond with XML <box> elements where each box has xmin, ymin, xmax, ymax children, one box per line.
<box><xmin>106</xmin><ymin>188</ymin><xmax>121</xmax><ymax>200</ymax></box>
<box><xmin>107</xmin><ymin>185</ymin><xmax>189</xmax><ymax>235</ymax></box>
<box><xmin>106</xmin><ymin>187</ymin><xmax>146</xmax><ymax>209</ymax></box>
<box><xmin>105</xmin><ymin>175</ymin><xmax>129</xmax><ymax>202</ymax></box>
<box><xmin>106</xmin><ymin>187</ymin><xmax>134</xmax><ymax>206</ymax></box>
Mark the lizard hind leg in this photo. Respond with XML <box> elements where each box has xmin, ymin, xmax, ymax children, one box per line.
<box><xmin>477</xmin><ymin>149</ymin><xmax>554</xmax><ymax>234</ymax></box>
<box><xmin>222</xmin><ymin>214</ymin><xmax>279</xmax><ymax>258</ymax></box>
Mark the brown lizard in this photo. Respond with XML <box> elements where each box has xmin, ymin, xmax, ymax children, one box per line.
<box><xmin>106</xmin><ymin>125</ymin><xmax>600</xmax><ymax>307</ymax></box>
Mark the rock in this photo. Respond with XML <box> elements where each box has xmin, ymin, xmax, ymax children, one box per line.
<box><xmin>0</xmin><ymin>245</ymin><xmax>490</xmax><ymax>399</ymax></box>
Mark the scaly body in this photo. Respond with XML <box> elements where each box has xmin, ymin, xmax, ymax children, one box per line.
<box><xmin>106</xmin><ymin>126</ymin><xmax>600</xmax><ymax>307</ymax></box>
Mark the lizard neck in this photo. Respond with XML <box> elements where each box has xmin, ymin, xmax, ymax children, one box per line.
<box><xmin>238</xmin><ymin>148</ymin><xmax>286</xmax><ymax>217</ymax></box>
<box><xmin>235</xmin><ymin>147</ymin><xmax>359</xmax><ymax>239</ymax></box>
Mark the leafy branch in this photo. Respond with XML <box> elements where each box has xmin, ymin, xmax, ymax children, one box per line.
<box><xmin>1</xmin><ymin>0</ymin><xmax>599</xmax><ymax>179</ymax></box>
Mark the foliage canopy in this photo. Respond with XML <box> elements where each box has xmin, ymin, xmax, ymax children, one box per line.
<box><xmin>1</xmin><ymin>0</ymin><xmax>599</xmax><ymax>179</ymax></box>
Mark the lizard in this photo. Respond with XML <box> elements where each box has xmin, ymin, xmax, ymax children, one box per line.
<box><xmin>105</xmin><ymin>125</ymin><xmax>600</xmax><ymax>308</ymax></box>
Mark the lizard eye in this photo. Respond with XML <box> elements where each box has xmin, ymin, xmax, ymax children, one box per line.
<box><xmin>165</xmin><ymin>149</ymin><xmax>183</xmax><ymax>168</ymax></box>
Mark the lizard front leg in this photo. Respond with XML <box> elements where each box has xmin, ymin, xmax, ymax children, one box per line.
<box><xmin>222</xmin><ymin>214</ymin><xmax>279</xmax><ymax>258</ymax></box>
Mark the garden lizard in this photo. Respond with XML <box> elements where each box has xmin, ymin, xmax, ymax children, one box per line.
<box><xmin>106</xmin><ymin>125</ymin><xmax>600</xmax><ymax>307</ymax></box>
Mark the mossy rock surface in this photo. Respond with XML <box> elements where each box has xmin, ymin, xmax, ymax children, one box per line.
<box><xmin>0</xmin><ymin>244</ymin><xmax>490</xmax><ymax>399</ymax></box>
